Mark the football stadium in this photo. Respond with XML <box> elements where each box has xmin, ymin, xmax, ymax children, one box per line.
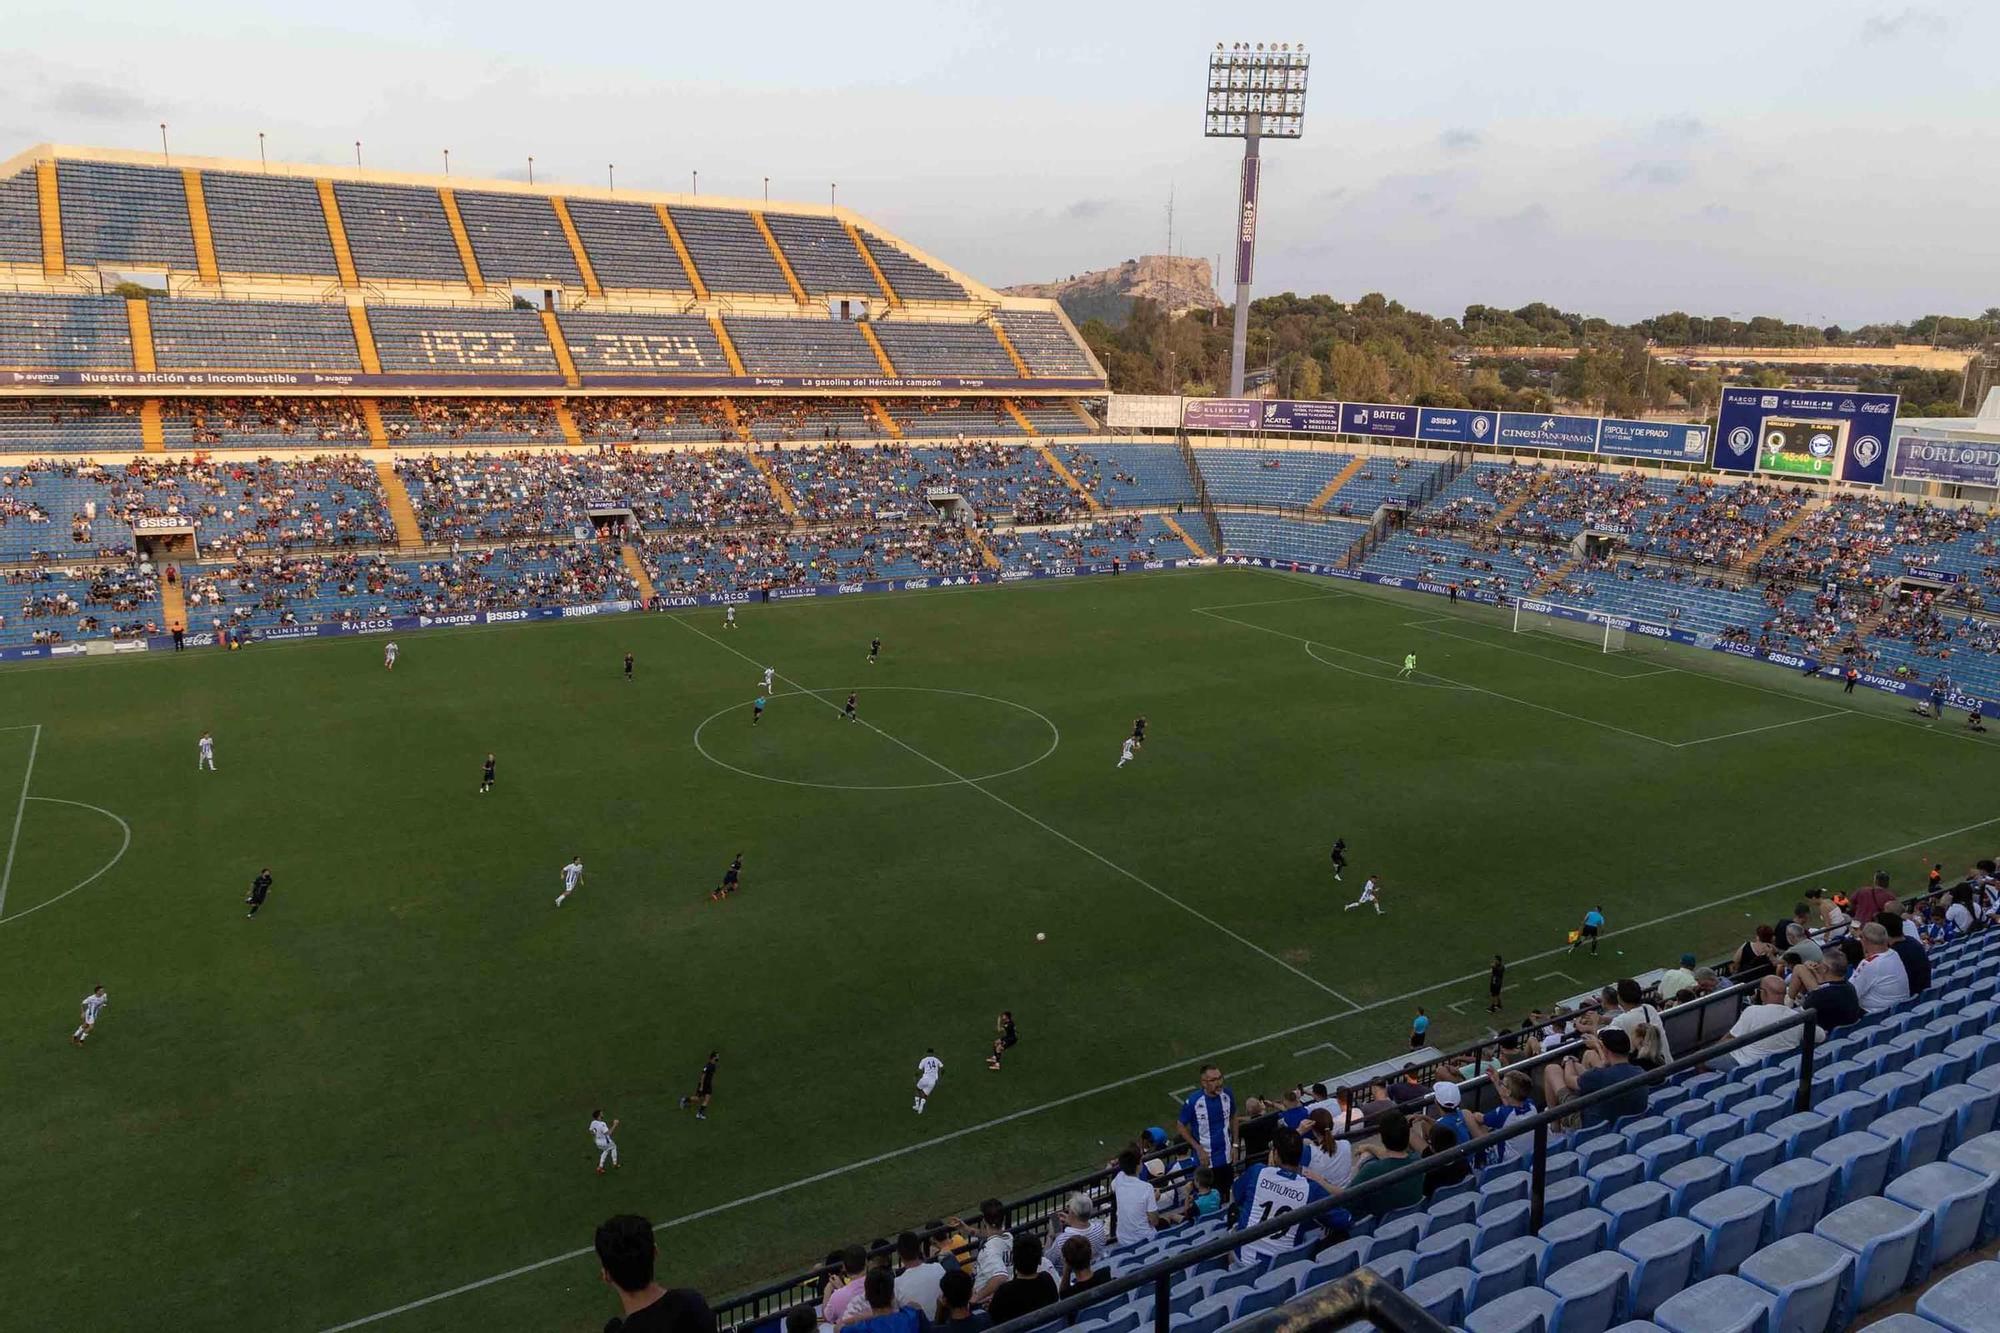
<box><xmin>9</xmin><ymin>25</ymin><xmax>2000</xmax><ymax>1333</ymax></box>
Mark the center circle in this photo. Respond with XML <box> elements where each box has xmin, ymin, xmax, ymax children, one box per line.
<box><xmin>692</xmin><ymin>686</ymin><xmax>1062</xmax><ymax>791</ymax></box>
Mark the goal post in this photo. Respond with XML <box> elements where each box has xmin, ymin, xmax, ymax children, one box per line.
<box><xmin>1511</xmin><ymin>600</ymin><xmax>1628</xmax><ymax>653</ymax></box>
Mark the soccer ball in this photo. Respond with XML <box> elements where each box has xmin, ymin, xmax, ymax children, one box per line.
<box><xmin>1035</xmin><ymin>932</ymin><xmax>1046</xmax><ymax>942</ymax></box>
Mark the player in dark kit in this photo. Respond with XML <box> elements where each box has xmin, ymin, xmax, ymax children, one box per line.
<box><xmin>711</xmin><ymin>854</ymin><xmax>744</xmax><ymax>902</ymax></box>
<box><xmin>753</xmin><ymin>696</ymin><xmax>766</xmax><ymax>726</ymax></box>
<box><xmin>868</xmin><ymin>638</ymin><xmax>881</xmax><ymax>665</ymax></box>
<box><xmin>1132</xmin><ymin>716</ymin><xmax>1147</xmax><ymax>749</ymax></box>
<box><xmin>244</xmin><ymin>868</ymin><xmax>274</xmax><ymax>919</ymax></box>
<box><xmin>986</xmin><ymin>1010</ymin><xmax>1018</xmax><ymax>1071</ymax></box>
<box><xmin>623</xmin><ymin>652</ymin><xmax>634</xmax><ymax>681</ymax></box>
<box><xmin>843</xmin><ymin>692</ymin><xmax>858</xmax><ymax>722</ymax></box>
<box><xmin>1329</xmin><ymin>837</ymin><xmax>1347</xmax><ymax>883</ymax></box>
<box><xmin>1487</xmin><ymin>955</ymin><xmax>1506</xmax><ymax>1012</ymax></box>
<box><xmin>679</xmin><ymin>1051</ymin><xmax>719</xmax><ymax>1120</ymax></box>
<box><xmin>479</xmin><ymin>753</ymin><xmax>496</xmax><ymax>793</ymax></box>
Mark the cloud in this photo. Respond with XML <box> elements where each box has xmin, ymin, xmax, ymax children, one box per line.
<box><xmin>1438</xmin><ymin>128</ymin><xmax>1481</xmax><ymax>154</ymax></box>
<box><xmin>1062</xmin><ymin>197</ymin><xmax>1111</xmax><ymax>221</ymax></box>
<box><xmin>1861</xmin><ymin>7</ymin><xmax>1950</xmax><ymax>40</ymax></box>
<box><xmin>1693</xmin><ymin>203</ymin><xmax>1741</xmax><ymax>223</ymax></box>
<box><xmin>1651</xmin><ymin>115</ymin><xmax>1706</xmax><ymax>143</ymax></box>
<box><xmin>1620</xmin><ymin>160</ymin><xmax>1692</xmax><ymax>187</ymax></box>
<box><xmin>43</xmin><ymin>80</ymin><xmax>149</xmax><ymax>120</ymax></box>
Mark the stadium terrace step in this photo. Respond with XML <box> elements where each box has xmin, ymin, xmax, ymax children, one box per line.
<box><xmin>1310</xmin><ymin>455</ymin><xmax>1370</xmax><ymax>509</ymax></box>
<box><xmin>1067</xmin><ymin>399</ymin><xmax>1098</xmax><ymax>431</ymax></box>
<box><xmin>1161</xmin><ymin>513</ymin><xmax>1209</xmax><ymax>558</ymax></box>
<box><xmin>867</xmin><ymin>400</ymin><xmax>905</xmax><ymax>439</ymax></box>
<box><xmin>620</xmin><ymin>544</ymin><xmax>657</xmax><ymax>605</ymax></box>
<box><xmin>359</xmin><ymin>400</ymin><xmax>387</xmax><ymax>446</ymax></box>
<box><xmin>435</xmin><ymin>188</ymin><xmax>484</xmax><ymax>291</ymax></box>
<box><xmin>180</xmin><ymin>169</ymin><xmax>219</xmax><ymax>284</ymax></box>
<box><xmin>138</xmin><ymin>399</ymin><xmax>163</xmax><ymax>452</ymax></box>
<box><xmin>538</xmin><ymin>310</ymin><xmax>581</xmax><ymax>388</ymax></box>
<box><xmin>316</xmin><ymin>181</ymin><xmax>360</xmax><ymax>289</ymax></box>
<box><xmin>655</xmin><ymin>205</ymin><xmax>709</xmax><ymax>299</ymax></box>
<box><xmin>846</xmin><ymin>222</ymin><xmax>900</xmax><ymax>306</ymax></box>
<box><xmin>1738</xmin><ymin>496</ymin><xmax>1825</xmax><ymax>574</ymax></box>
<box><xmin>746</xmin><ymin>449</ymin><xmax>801</xmax><ymax>517</ymax></box>
<box><xmin>1534</xmin><ymin>555</ymin><xmax>1580</xmax><ymax>594</ymax></box>
<box><xmin>124</xmin><ymin>297</ymin><xmax>156</xmax><ymax>372</ymax></box>
<box><xmin>1488</xmin><ymin>471</ymin><xmax>1553</xmax><ymax>531</ymax></box>
<box><xmin>1033</xmin><ymin>442</ymin><xmax>1102</xmax><ymax>512</ymax></box>
<box><xmin>347</xmin><ymin>304</ymin><xmax>383</xmax><ymax>374</ymax></box>
<box><xmin>553</xmin><ymin>402</ymin><xmax>582</xmax><ymax>447</ymax></box>
<box><xmin>373</xmin><ymin>460</ymin><xmax>425</xmax><ymax>549</ymax></box>
<box><xmin>751</xmin><ymin>211</ymin><xmax>810</xmax><ymax>304</ymax></box>
<box><xmin>159</xmin><ymin>568</ymin><xmax>186</xmax><ymax>632</ymax></box>
<box><xmin>708</xmin><ymin>314</ymin><xmax>746</xmax><ymax>376</ymax></box>
<box><xmin>547</xmin><ymin>198</ymin><xmax>603</xmax><ymax>299</ymax></box>
<box><xmin>858</xmin><ymin>321</ymin><xmax>898</xmax><ymax>376</ymax></box>
<box><xmin>35</xmin><ymin>159</ymin><xmax>63</xmax><ymax>274</ymax></box>
<box><xmin>1002</xmin><ymin>399</ymin><xmax>1037</xmax><ymax>436</ymax></box>
<box><xmin>988</xmin><ymin>318</ymin><xmax>1034</xmax><ymax>378</ymax></box>
<box><xmin>718</xmin><ymin>397</ymin><xmax>752</xmax><ymax>444</ymax></box>
<box><xmin>967</xmin><ymin>528</ymin><xmax>1002</xmax><ymax>570</ymax></box>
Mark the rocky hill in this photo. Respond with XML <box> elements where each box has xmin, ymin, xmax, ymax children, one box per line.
<box><xmin>1001</xmin><ymin>255</ymin><xmax>1221</xmax><ymax>326</ymax></box>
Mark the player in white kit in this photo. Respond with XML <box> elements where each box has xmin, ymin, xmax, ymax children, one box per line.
<box><xmin>760</xmin><ymin>666</ymin><xmax>775</xmax><ymax>691</ymax></box>
<box><xmin>589</xmin><ymin>1109</ymin><xmax>620</xmax><ymax>1173</ymax></box>
<box><xmin>555</xmin><ymin>856</ymin><xmax>585</xmax><ymax>907</ymax></box>
<box><xmin>913</xmin><ymin>1049</ymin><xmax>944</xmax><ymax>1114</ymax></box>
<box><xmin>1344</xmin><ymin>876</ymin><xmax>1384</xmax><ymax>914</ymax></box>
<box><xmin>724</xmin><ymin>606</ymin><xmax>737</xmax><ymax>630</ymax></box>
<box><xmin>197</xmin><ymin>731</ymin><xmax>216</xmax><ymax>771</ymax></box>
<box><xmin>1117</xmin><ymin>737</ymin><xmax>1136</xmax><ymax>769</ymax></box>
<box><xmin>384</xmin><ymin>641</ymin><xmax>400</xmax><ymax>670</ymax></box>
<box><xmin>71</xmin><ymin>985</ymin><xmax>109</xmax><ymax>1044</ymax></box>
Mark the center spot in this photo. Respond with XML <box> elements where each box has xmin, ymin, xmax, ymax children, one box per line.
<box><xmin>692</xmin><ymin>686</ymin><xmax>1061</xmax><ymax>791</ymax></box>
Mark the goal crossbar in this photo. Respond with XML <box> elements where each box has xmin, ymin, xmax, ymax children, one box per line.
<box><xmin>1510</xmin><ymin>599</ymin><xmax>1666</xmax><ymax>653</ymax></box>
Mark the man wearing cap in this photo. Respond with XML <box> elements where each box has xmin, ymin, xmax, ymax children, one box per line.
<box><xmin>1657</xmin><ymin>954</ymin><xmax>1699</xmax><ymax>1003</ymax></box>
<box><xmin>1429</xmin><ymin>1080</ymin><xmax>1477</xmax><ymax>1164</ymax></box>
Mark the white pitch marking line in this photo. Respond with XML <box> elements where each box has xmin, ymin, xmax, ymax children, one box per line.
<box><xmin>1447</xmin><ymin>998</ymin><xmax>1479</xmax><ymax>1013</ymax></box>
<box><xmin>1400</xmin><ymin>616</ymin><xmax>1669</xmax><ymax>680</ymax></box>
<box><xmin>1292</xmin><ymin>1040</ymin><xmax>1350</xmax><ymax>1060</ymax></box>
<box><xmin>0</xmin><ymin>797</ymin><xmax>133</xmax><ymax>926</ymax></box>
<box><xmin>321</xmin><ymin>807</ymin><xmax>2000</xmax><ymax>1330</ymax></box>
<box><xmin>1201</xmin><ymin>607</ymin><xmax>1678</xmax><ymax>746</ymax></box>
<box><xmin>1535</xmin><ymin>970</ymin><xmax>1581</xmax><ymax>985</ymax></box>
<box><xmin>0</xmin><ymin>723</ymin><xmax>41</xmax><ymax>917</ymax></box>
<box><xmin>667</xmin><ymin>616</ymin><xmax>1363</xmax><ymax>1011</ymax></box>
<box><xmin>1167</xmin><ymin>1063</ymin><xmax>1265</xmax><ymax>1103</ymax></box>
<box><xmin>1191</xmin><ymin>592</ymin><xmax>1356</xmax><ymax>613</ymax></box>
<box><xmin>1670</xmin><ymin>711</ymin><xmax>1847</xmax><ymax>748</ymax></box>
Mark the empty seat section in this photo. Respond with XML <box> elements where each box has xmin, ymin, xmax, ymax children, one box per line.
<box><xmin>895</xmin><ymin>399</ymin><xmax>1023</xmax><ymax>438</ymax></box>
<box><xmin>0</xmin><ymin>400</ymin><xmax>144</xmax><ymax>454</ymax></box>
<box><xmin>563</xmin><ymin>199</ymin><xmax>692</xmax><ymax>292</ymax></box>
<box><xmin>333</xmin><ymin>183</ymin><xmax>466</xmax><ymax>283</ymax></box>
<box><xmin>666</xmin><ymin>207</ymin><xmax>791</xmax><ymax>296</ymax></box>
<box><xmin>200</xmin><ymin>172</ymin><xmax>338</xmax><ymax>275</ymax></box>
<box><xmin>857</xmin><ymin>228</ymin><xmax>966</xmax><ymax>301</ymax></box>
<box><xmin>869</xmin><ymin>322</ymin><xmax>1016</xmax><ymax>377</ymax></box>
<box><xmin>996</xmin><ymin>311</ymin><xmax>1094</xmax><ymax>377</ymax></box>
<box><xmin>1018</xmin><ymin>399</ymin><xmax>1095</xmax><ymax>434</ymax></box>
<box><xmin>1333</xmin><ymin>457</ymin><xmax>1445</xmax><ymax>515</ymax></box>
<box><xmin>762</xmin><ymin>214</ymin><xmax>877</xmax><ymax>294</ymax></box>
<box><xmin>453</xmin><ymin>191</ymin><xmax>580</xmax><ymax>286</ymax></box>
<box><xmin>365</xmin><ymin>307</ymin><xmax>558</xmax><ymax>374</ymax></box>
<box><xmin>0</xmin><ymin>294</ymin><xmax>134</xmax><ymax>368</ymax></box>
<box><xmin>150</xmin><ymin>299</ymin><xmax>360</xmax><ymax>370</ymax></box>
<box><xmin>724</xmin><ymin>317</ymin><xmax>880</xmax><ymax>376</ymax></box>
<box><xmin>1218</xmin><ymin>514</ymin><xmax>1368</xmax><ymax>566</ymax></box>
<box><xmin>1058</xmin><ymin>444</ymin><xmax>1194</xmax><ymax>505</ymax></box>
<box><xmin>739</xmin><ymin>399</ymin><xmax>883</xmax><ymax>445</ymax></box>
<box><xmin>1196</xmin><ymin>449</ymin><xmax>1353</xmax><ymax>507</ymax></box>
<box><xmin>0</xmin><ymin>169</ymin><xmax>42</xmax><ymax>263</ymax></box>
<box><xmin>555</xmin><ymin>313</ymin><xmax>726</xmax><ymax>377</ymax></box>
<box><xmin>55</xmin><ymin>161</ymin><xmax>195</xmax><ymax>269</ymax></box>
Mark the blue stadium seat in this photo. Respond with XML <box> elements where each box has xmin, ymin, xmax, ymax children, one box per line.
<box><xmin>1684</xmin><ymin>1113</ymin><xmax>1743</xmax><ymax>1155</ymax></box>
<box><xmin>1814</xmin><ymin>1131</ymin><xmax>1896</xmax><ymax>1209</ymax></box>
<box><xmin>1916</xmin><ymin>1261</ymin><xmax>2000</xmax><ymax>1333</ymax></box>
<box><xmin>1659</xmin><ymin>1157</ymin><xmax>1731</xmax><ymax>1214</ymax></box>
<box><xmin>1543</xmin><ymin>1251</ymin><xmax>1636</xmax><ymax>1331</ymax></box>
<box><xmin>1313</xmin><ymin>1236</ymin><xmax>1370</xmax><ymax>1279</ymax></box>
<box><xmin>1370</xmin><ymin>1212</ymin><xmax>1426</xmax><ymax>1256</ymax></box>
<box><xmin>1689</xmin><ymin>1186</ymin><xmax>1777</xmax><ymax>1277</ymax></box>
<box><xmin>1428</xmin><ymin>1193</ymin><xmax>1482</xmax><ymax>1232</ymax></box>
<box><xmin>1750</xmin><ymin>1159</ymin><xmax>1837</xmax><ymax>1238</ymax></box>
<box><xmin>1175</xmin><ymin>1296</ymin><xmax>1232</xmax><ymax>1333</ymax></box>
<box><xmin>1653</xmin><ymin>1274</ymin><xmax>1776</xmax><ymax>1333</ymax></box>
<box><xmin>1715</xmin><ymin>1133</ymin><xmax>1783</xmax><ymax>1185</ymax></box>
<box><xmin>1480</xmin><ymin>1175</ymin><xmax>1532</xmax><ymax>1215</ymax></box>
<box><xmin>1462</xmin><ymin>1285</ymin><xmax>1558</xmax><ymax>1333</ymax></box>
<box><xmin>1363</xmin><ymin>1248</ymin><xmax>1418</xmax><ymax>1288</ymax></box>
<box><xmin>1864</xmin><ymin>1072</ymin><xmax>1926</xmax><ymax>1115</ymax></box>
<box><xmin>1818</xmin><ymin>1088</ymin><xmax>1889</xmax><ymax>1136</ymax></box>
<box><xmin>1230</xmin><ymin>1273</ymin><xmax>1295</xmax><ymax>1319</ymax></box>
<box><xmin>1414</xmin><ymin>1222</ymin><xmax>1480</xmax><ymax>1281</ymax></box>
<box><xmin>1729</xmin><ymin>1095</ymin><xmax>1789</xmax><ymax>1136</ymax></box>
<box><xmin>1401</xmin><ymin>1266</ymin><xmax>1473</xmax><ymax>1325</ymax></box>
<box><xmin>1924</xmin><ymin>1084</ymin><xmax>2000</xmax><ymax>1150</ymax></box>
<box><xmin>1814</xmin><ymin>1196</ymin><xmax>1926</xmax><ymax>1325</ymax></box>
<box><xmin>1764</xmin><ymin>1111</ymin><xmax>1833</xmax><ymax>1158</ymax></box>
<box><xmin>1946</xmin><ymin>1133</ymin><xmax>2000</xmax><ymax>1244</ymax></box>
<box><xmin>1588</xmin><ymin>1155</ymin><xmax>1648</xmax><ymax>1204</ymax></box>
<box><xmin>1634</xmin><ymin>1133</ymin><xmax>1696</xmax><ymax>1181</ymax></box>
<box><xmin>1946</xmin><ymin>1035</ymin><xmax>2000</xmax><ymax>1077</ymax></box>
<box><xmin>1576</xmin><ymin>1137</ymin><xmax>1630</xmax><ymax>1173</ymax></box>
<box><xmin>1540</xmin><ymin>1177</ymin><xmax>1593</xmax><ymax>1224</ymax></box>
<box><xmin>1735</xmin><ymin>1234</ymin><xmax>1852</xmax><ymax>1333</ymax></box>
<box><xmin>1538</xmin><ymin>1207</ymin><xmax>1612</xmax><ymax>1279</ymax></box>
<box><xmin>1616</xmin><ymin>1217</ymin><xmax>1707</xmax><ymax>1320</ymax></box>
<box><xmin>1888</xmin><ymin>1162</ymin><xmax>1995</xmax><ymax>1281</ymax></box>
<box><xmin>1601</xmin><ymin>1183</ymin><xmax>1672</xmax><ymax>1245</ymax></box>
<box><xmin>1908</xmin><ymin>1052</ymin><xmax>1974</xmax><ymax>1098</ymax></box>
<box><xmin>1470</xmin><ymin>1235</ymin><xmax>1546</xmax><ymax>1308</ymax></box>
<box><xmin>1872</xmin><ymin>1106</ymin><xmax>1952</xmax><ymax>1178</ymax></box>
<box><xmin>1817</xmin><ymin>1059</ymin><xmax>1871</xmax><ymax>1095</ymax></box>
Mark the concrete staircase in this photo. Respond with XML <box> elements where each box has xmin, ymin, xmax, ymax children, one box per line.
<box><xmin>1161</xmin><ymin>514</ymin><xmax>1209</xmax><ymax>558</ymax></box>
<box><xmin>159</xmin><ymin>570</ymin><xmax>187</xmax><ymax>632</ymax></box>
<box><xmin>1308</xmin><ymin>456</ymin><xmax>1369</xmax><ymax>510</ymax></box>
<box><xmin>621</xmin><ymin>545</ymin><xmax>657</xmax><ymax>605</ymax></box>
<box><xmin>1032</xmin><ymin>442</ymin><xmax>1102</xmax><ymax>513</ymax></box>
<box><xmin>746</xmin><ymin>451</ymin><xmax>801</xmax><ymax>518</ymax></box>
<box><xmin>373</xmin><ymin>460</ymin><xmax>425</xmax><ymax>549</ymax></box>
<box><xmin>1736</xmin><ymin>498</ymin><xmax>1825</xmax><ymax>575</ymax></box>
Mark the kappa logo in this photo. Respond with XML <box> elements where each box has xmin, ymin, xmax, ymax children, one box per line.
<box><xmin>1839</xmin><ymin>399</ymin><xmax>1856</xmax><ymax>413</ymax></box>
<box><xmin>1728</xmin><ymin>426</ymin><xmax>1754</xmax><ymax>457</ymax></box>
<box><xmin>1852</xmin><ymin>435</ymin><xmax>1883</xmax><ymax>468</ymax></box>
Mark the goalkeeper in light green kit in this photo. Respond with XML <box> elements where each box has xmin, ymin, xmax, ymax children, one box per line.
<box><xmin>1398</xmin><ymin>652</ymin><xmax>1417</xmax><ymax>678</ymax></box>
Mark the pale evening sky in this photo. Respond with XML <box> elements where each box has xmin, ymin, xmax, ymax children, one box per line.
<box><xmin>0</xmin><ymin>0</ymin><xmax>1990</xmax><ymax>326</ymax></box>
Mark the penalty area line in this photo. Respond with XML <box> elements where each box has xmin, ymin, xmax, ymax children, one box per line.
<box><xmin>0</xmin><ymin>723</ymin><xmax>41</xmax><ymax>917</ymax></box>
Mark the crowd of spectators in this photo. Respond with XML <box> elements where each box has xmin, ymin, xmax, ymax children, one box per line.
<box><xmin>573</xmin><ymin>398</ymin><xmax>736</xmax><ymax>443</ymax></box>
<box><xmin>639</xmin><ymin>524</ymin><xmax>978</xmax><ymax>595</ymax></box>
<box><xmin>0</xmin><ymin>562</ymin><xmax>159</xmax><ymax>643</ymax></box>
<box><xmin>162</xmin><ymin>397</ymin><xmax>372</xmax><ymax>446</ymax></box>
<box><xmin>770</xmin><ymin>443</ymin><xmax>1080</xmax><ymax>524</ymax></box>
<box><xmin>396</xmin><ymin>449</ymin><xmax>776</xmax><ymax>540</ymax></box>
<box><xmin>383</xmin><ymin>398</ymin><xmax>562</xmax><ymax>442</ymax></box>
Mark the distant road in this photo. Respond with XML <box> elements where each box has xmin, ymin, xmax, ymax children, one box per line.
<box><xmin>1473</xmin><ymin>344</ymin><xmax>1975</xmax><ymax>372</ymax></box>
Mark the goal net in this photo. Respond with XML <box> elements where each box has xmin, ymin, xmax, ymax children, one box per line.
<box><xmin>1512</xmin><ymin>600</ymin><xmax>1628</xmax><ymax>653</ymax></box>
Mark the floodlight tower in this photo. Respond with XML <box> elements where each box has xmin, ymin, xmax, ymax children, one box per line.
<box><xmin>1205</xmin><ymin>41</ymin><xmax>1309</xmax><ymax>398</ymax></box>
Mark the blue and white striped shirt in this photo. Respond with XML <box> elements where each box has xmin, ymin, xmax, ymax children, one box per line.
<box><xmin>1179</xmin><ymin>1087</ymin><xmax>1236</xmax><ymax>1164</ymax></box>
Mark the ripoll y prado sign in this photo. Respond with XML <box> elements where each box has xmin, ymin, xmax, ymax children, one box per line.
<box><xmin>1597</xmin><ymin>418</ymin><xmax>1709</xmax><ymax>463</ymax></box>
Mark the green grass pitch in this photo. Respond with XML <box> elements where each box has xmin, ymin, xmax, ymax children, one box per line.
<box><xmin>4</xmin><ymin>566</ymin><xmax>1996</xmax><ymax>1331</ymax></box>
